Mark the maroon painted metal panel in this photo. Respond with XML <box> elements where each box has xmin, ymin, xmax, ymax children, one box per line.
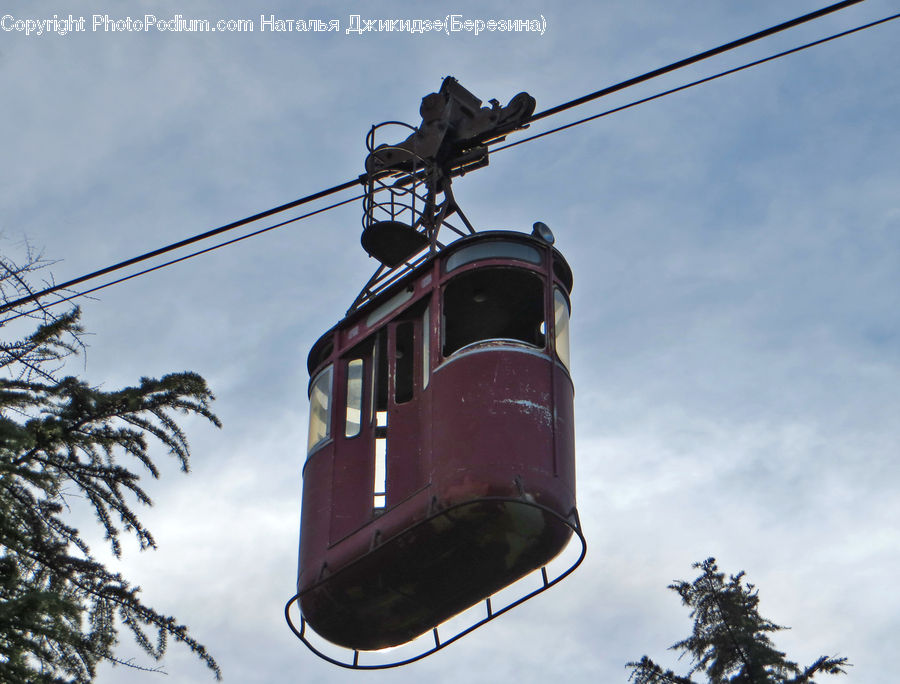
<box><xmin>431</xmin><ymin>346</ymin><xmax>559</xmax><ymax>502</ymax></box>
<box><xmin>328</xmin><ymin>357</ymin><xmax>375</xmax><ymax>544</ymax></box>
<box><xmin>296</xmin><ymin>231</ymin><xmax>576</xmax><ymax>651</ymax></box>
<box><xmin>385</xmin><ymin>320</ymin><xmax>429</xmax><ymax>506</ymax></box>
<box><xmin>553</xmin><ymin>366</ymin><xmax>576</xmax><ymax>497</ymax></box>
<box><xmin>297</xmin><ymin>446</ymin><xmax>332</xmax><ymax>590</ymax></box>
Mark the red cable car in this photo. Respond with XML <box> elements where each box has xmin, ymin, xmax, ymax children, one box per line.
<box><xmin>285</xmin><ymin>78</ymin><xmax>585</xmax><ymax>668</ymax></box>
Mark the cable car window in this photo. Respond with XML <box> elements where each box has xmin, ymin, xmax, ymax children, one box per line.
<box><xmin>373</xmin><ymin>436</ymin><xmax>386</xmax><ymax>509</ymax></box>
<box><xmin>554</xmin><ymin>288</ymin><xmax>571</xmax><ymax>371</ymax></box>
<box><xmin>443</xmin><ymin>268</ymin><xmax>545</xmax><ymax>356</ymax></box>
<box><xmin>307</xmin><ymin>365</ymin><xmax>333</xmax><ymax>453</ymax></box>
<box><xmin>395</xmin><ymin>320</ymin><xmax>414</xmax><ymax>404</ymax></box>
<box><xmin>345</xmin><ymin>359</ymin><xmax>364</xmax><ymax>438</ymax></box>
<box><xmin>553</xmin><ymin>253</ymin><xmax>574</xmax><ymax>294</ymax></box>
<box><xmin>373</xmin><ymin>330</ymin><xmax>388</xmax><ymax>417</ymax></box>
<box><xmin>445</xmin><ymin>240</ymin><xmax>542</xmax><ymax>273</ymax></box>
<box><xmin>422</xmin><ymin>304</ymin><xmax>430</xmax><ymax>389</ymax></box>
<box><xmin>366</xmin><ymin>288</ymin><xmax>414</xmax><ymax>327</ymax></box>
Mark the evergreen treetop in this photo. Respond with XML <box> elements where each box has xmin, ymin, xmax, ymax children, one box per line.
<box><xmin>627</xmin><ymin>558</ymin><xmax>849</xmax><ymax>684</ymax></box>
<box><xmin>0</xmin><ymin>250</ymin><xmax>221</xmax><ymax>682</ymax></box>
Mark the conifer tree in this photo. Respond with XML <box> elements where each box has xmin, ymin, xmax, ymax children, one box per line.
<box><xmin>0</xmin><ymin>250</ymin><xmax>221</xmax><ymax>682</ymax></box>
<box><xmin>627</xmin><ymin>558</ymin><xmax>848</xmax><ymax>684</ymax></box>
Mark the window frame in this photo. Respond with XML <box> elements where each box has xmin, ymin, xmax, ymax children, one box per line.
<box><xmin>441</xmin><ymin>265</ymin><xmax>547</xmax><ymax>358</ymax></box>
<box><xmin>553</xmin><ymin>287</ymin><xmax>572</xmax><ymax>372</ymax></box>
<box><xmin>344</xmin><ymin>358</ymin><xmax>364</xmax><ymax>438</ymax></box>
<box><xmin>306</xmin><ymin>364</ymin><xmax>333</xmax><ymax>454</ymax></box>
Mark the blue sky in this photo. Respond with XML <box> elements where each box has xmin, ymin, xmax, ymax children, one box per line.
<box><xmin>3</xmin><ymin>1</ymin><xmax>899</xmax><ymax>682</ymax></box>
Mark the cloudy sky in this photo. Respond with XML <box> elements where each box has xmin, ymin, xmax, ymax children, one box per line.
<box><xmin>3</xmin><ymin>0</ymin><xmax>899</xmax><ymax>681</ymax></box>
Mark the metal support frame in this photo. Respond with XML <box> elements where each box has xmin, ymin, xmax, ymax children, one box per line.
<box><xmin>349</xmin><ymin>78</ymin><xmax>534</xmax><ymax>315</ymax></box>
<box><xmin>350</xmin><ymin>122</ymin><xmax>480</xmax><ymax>315</ymax></box>
<box><xmin>284</xmin><ymin>498</ymin><xmax>586</xmax><ymax>670</ymax></box>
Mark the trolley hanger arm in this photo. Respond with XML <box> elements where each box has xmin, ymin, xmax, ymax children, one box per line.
<box><xmin>364</xmin><ymin>77</ymin><xmax>536</xmax><ymax>176</ymax></box>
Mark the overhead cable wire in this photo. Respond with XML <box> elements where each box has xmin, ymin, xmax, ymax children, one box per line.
<box><xmin>491</xmin><ymin>11</ymin><xmax>900</xmax><ymax>156</ymax></box>
<box><xmin>528</xmin><ymin>0</ymin><xmax>867</xmax><ymax>124</ymax></box>
<box><xmin>0</xmin><ymin>194</ymin><xmax>365</xmax><ymax>324</ymax></box>
<box><xmin>0</xmin><ymin>177</ymin><xmax>363</xmax><ymax>314</ymax></box>
<box><xmin>0</xmin><ymin>0</ymin><xmax>878</xmax><ymax>315</ymax></box>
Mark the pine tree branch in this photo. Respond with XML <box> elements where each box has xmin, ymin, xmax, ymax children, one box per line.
<box><xmin>788</xmin><ymin>655</ymin><xmax>851</xmax><ymax>683</ymax></box>
<box><xmin>626</xmin><ymin>655</ymin><xmax>697</xmax><ymax>684</ymax></box>
<box><xmin>1</xmin><ymin>254</ymin><xmax>221</xmax><ymax>681</ymax></box>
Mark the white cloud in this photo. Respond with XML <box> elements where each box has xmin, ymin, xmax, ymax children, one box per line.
<box><xmin>4</xmin><ymin>1</ymin><xmax>899</xmax><ymax>681</ymax></box>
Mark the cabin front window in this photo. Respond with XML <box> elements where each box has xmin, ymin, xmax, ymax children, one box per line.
<box><xmin>445</xmin><ymin>240</ymin><xmax>542</xmax><ymax>272</ymax></box>
<box><xmin>442</xmin><ymin>267</ymin><xmax>545</xmax><ymax>356</ymax></box>
<box><xmin>307</xmin><ymin>365</ymin><xmax>333</xmax><ymax>453</ymax></box>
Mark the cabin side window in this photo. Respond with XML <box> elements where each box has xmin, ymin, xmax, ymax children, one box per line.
<box><xmin>307</xmin><ymin>365</ymin><xmax>333</xmax><ymax>453</ymax></box>
<box><xmin>422</xmin><ymin>304</ymin><xmax>430</xmax><ymax>389</ymax></box>
<box><xmin>554</xmin><ymin>288</ymin><xmax>571</xmax><ymax>371</ymax></box>
<box><xmin>395</xmin><ymin>320</ymin><xmax>415</xmax><ymax>404</ymax></box>
<box><xmin>442</xmin><ymin>267</ymin><xmax>545</xmax><ymax>356</ymax></box>
<box><xmin>344</xmin><ymin>359</ymin><xmax>364</xmax><ymax>438</ymax></box>
<box><xmin>372</xmin><ymin>331</ymin><xmax>388</xmax><ymax>509</ymax></box>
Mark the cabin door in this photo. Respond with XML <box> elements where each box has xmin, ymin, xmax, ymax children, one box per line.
<box><xmin>383</xmin><ymin>303</ymin><xmax>431</xmax><ymax>509</ymax></box>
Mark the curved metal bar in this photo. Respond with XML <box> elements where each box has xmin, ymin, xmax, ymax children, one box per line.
<box><xmin>285</xmin><ymin>498</ymin><xmax>587</xmax><ymax>670</ymax></box>
<box><xmin>366</xmin><ymin>121</ymin><xmax>418</xmax><ymax>153</ymax></box>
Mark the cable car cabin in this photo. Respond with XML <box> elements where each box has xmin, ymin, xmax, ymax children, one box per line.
<box><xmin>297</xmin><ymin>230</ymin><xmax>576</xmax><ymax>652</ymax></box>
